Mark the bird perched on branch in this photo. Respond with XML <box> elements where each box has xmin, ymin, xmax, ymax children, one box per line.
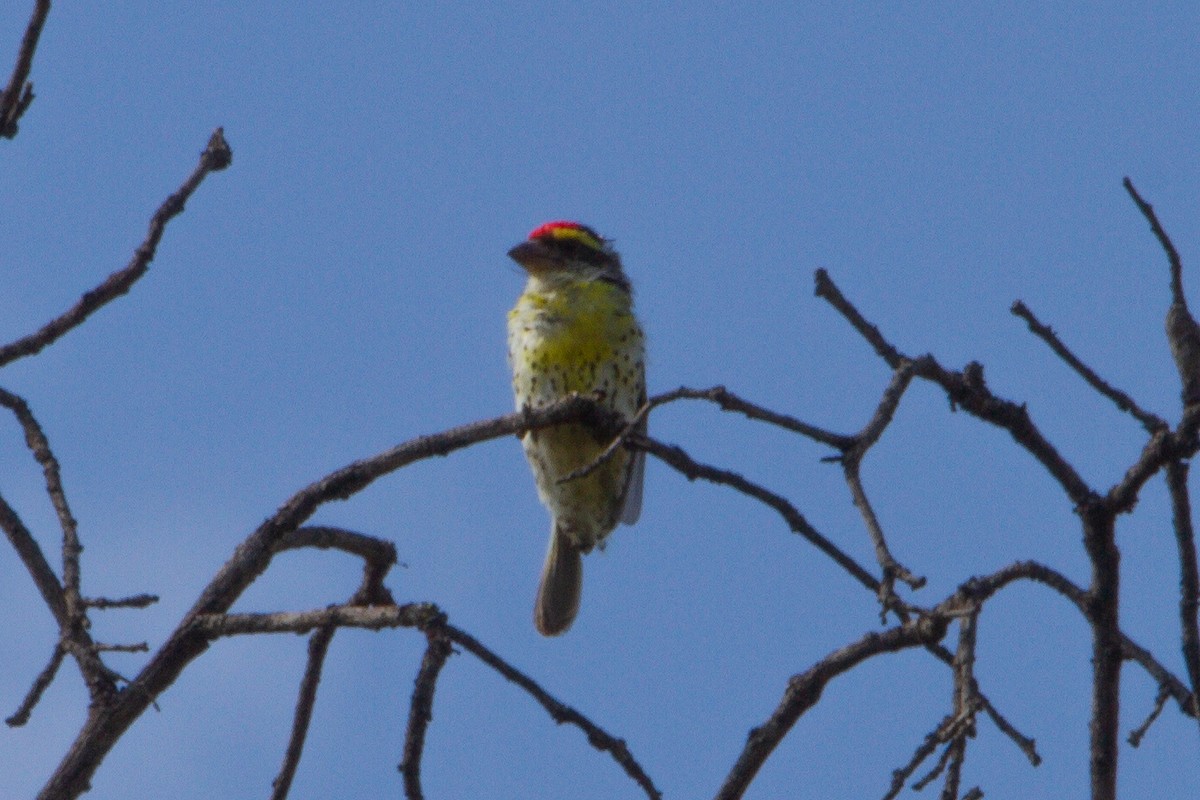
<box><xmin>507</xmin><ymin>221</ymin><xmax>646</xmax><ymax>635</ymax></box>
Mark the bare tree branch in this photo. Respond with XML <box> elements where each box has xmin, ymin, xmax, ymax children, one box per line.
<box><xmin>636</xmin><ymin>434</ymin><xmax>887</xmax><ymax>600</ymax></box>
<box><xmin>36</xmin><ymin>395</ymin><xmax>637</xmax><ymax>800</ymax></box>
<box><xmin>5</xmin><ymin>643</ymin><xmax>64</xmax><ymax>727</ymax></box>
<box><xmin>1124</xmin><ymin>177</ymin><xmax>1200</xmax><ymax>409</ymax></box>
<box><xmin>648</xmin><ymin>385</ymin><xmax>854</xmax><ymax>449</ymax></box>
<box><xmin>0</xmin><ymin>0</ymin><xmax>50</xmax><ymax>138</ymax></box>
<box><xmin>191</xmin><ymin>604</ymin><xmax>661</xmax><ymax>799</ymax></box>
<box><xmin>715</xmin><ymin>615</ymin><xmax>950</xmax><ymax>800</ymax></box>
<box><xmin>1010</xmin><ymin>300</ymin><xmax>1166</xmax><ymax>432</ymax></box>
<box><xmin>1124</xmin><ymin>177</ymin><xmax>1185</xmax><ymax>312</ymax></box>
<box><xmin>0</xmin><ymin>388</ymin><xmax>79</xmax><ymax>585</ymax></box>
<box><xmin>885</xmin><ymin>712</ymin><xmax>960</xmax><ymax>800</ymax></box>
<box><xmin>0</xmin><ymin>491</ymin><xmax>117</xmax><ymax>710</ymax></box>
<box><xmin>559</xmin><ymin>384</ymin><xmax>854</xmax><ymax>487</ymax></box>
<box><xmin>0</xmin><ymin>490</ymin><xmax>65</xmax><ymax>623</ymax></box>
<box><xmin>1078</xmin><ymin>501</ymin><xmax>1122</xmax><ymax>800</ymax></box>
<box><xmin>82</xmin><ymin>594</ymin><xmax>159</xmax><ymax>610</ymax></box>
<box><xmin>270</xmin><ymin>623</ymin><xmax>337</xmax><ymax>800</ymax></box>
<box><xmin>941</xmin><ymin>611</ymin><xmax>981</xmax><ymax>799</ymax></box>
<box><xmin>276</xmin><ymin>525</ymin><xmax>399</xmax><ymax>606</ymax></box>
<box><xmin>815</xmin><ymin>269</ymin><xmax>1096</xmax><ymax>508</ymax></box>
<box><xmin>442</xmin><ymin>624</ymin><xmax>662</xmax><ymax>800</ymax></box>
<box><xmin>1165</xmin><ymin>460</ymin><xmax>1200</xmax><ymax>720</ymax></box>
<box><xmin>1128</xmin><ymin>686</ymin><xmax>1170</xmax><ymax>748</ymax></box>
<box><xmin>194</xmin><ymin>604</ymin><xmax>441</xmax><ymax>638</ymax></box>
<box><xmin>0</xmin><ymin>128</ymin><xmax>232</xmax><ymax>368</ymax></box>
<box><xmin>399</xmin><ymin>628</ymin><xmax>453</xmax><ymax>800</ymax></box>
<box><xmin>838</xmin><ymin>364</ymin><xmax>925</xmax><ymax>595</ymax></box>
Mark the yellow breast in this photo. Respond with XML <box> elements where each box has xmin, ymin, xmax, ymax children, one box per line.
<box><xmin>507</xmin><ymin>278</ymin><xmax>644</xmax><ymax>407</ymax></box>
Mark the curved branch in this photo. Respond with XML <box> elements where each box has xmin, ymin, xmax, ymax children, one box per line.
<box><xmin>37</xmin><ymin>395</ymin><xmax>632</xmax><ymax>800</ymax></box>
<box><xmin>714</xmin><ymin>615</ymin><xmax>949</xmax><ymax>800</ymax></box>
<box><xmin>637</xmin><ymin>435</ymin><xmax>885</xmax><ymax>597</ymax></box>
<box><xmin>443</xmin><ymin>624</ymin><xmax>661</xmax><ymax>799</ymax></box>
<box><xmin>0</xmin><ymin>128</ymin><xmax>232</xmax><ymax>368</ymax></box>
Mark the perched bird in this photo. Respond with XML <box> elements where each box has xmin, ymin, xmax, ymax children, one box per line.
<box><xmin>507</xmin><ymin>221</ymin><xmax>646</xmax><ymax>636</ymax></box>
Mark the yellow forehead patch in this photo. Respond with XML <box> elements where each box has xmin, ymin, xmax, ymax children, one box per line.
<box><xmin>543</xmin><ymin>224</ymin><xmax>603</xmax><ymax>251</ymax></box>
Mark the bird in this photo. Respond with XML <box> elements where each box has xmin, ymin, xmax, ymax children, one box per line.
<box><xmin>506</xmin><ymin>221</ymin><xmax>646</xmax><ymax>635</ymax></box>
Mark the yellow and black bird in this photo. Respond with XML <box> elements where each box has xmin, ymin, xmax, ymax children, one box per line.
<box><xmin>507</xmin><ymin>221</ymin><xmax>646</xmax><ymax>635</ymax></box>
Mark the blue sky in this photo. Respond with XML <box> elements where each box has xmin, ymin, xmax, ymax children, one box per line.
<box><xmin>3</xmin><ymin>3</ymin><xmax>1200</xmax><ymax>797</ymax></box>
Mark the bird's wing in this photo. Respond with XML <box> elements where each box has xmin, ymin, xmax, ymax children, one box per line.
<box><xmin>619</xmin><ymin>411</ymin><xmax>646</xmax><ymax>525</ymax></box>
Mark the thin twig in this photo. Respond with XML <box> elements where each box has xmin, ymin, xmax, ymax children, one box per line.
<box><xmin>0</xmin><ymin>0</ymin><xmax>50</xmax><ymax>138</ymax></box>
<box><xmin>92</xmin><ymin>643</ymin><xmax>149</xmax><ymax>654</ymax></box>
<box><xmin>443</xmin><ymin>624</ymin><xmax>662</xmax><ymax>799</ymax></box>
<box><xmin>815</xmin><ymin>270</ymin><xmax>1095</xmax><ymax>507</ymax></box>
<box><xmin>841</xmin><ymin>362</ymin><xmax>925</xmax><ymax>596</ymax></box>
<box><xmin>1124</xmin><ymin>177</ymin><xmax>1184</xmax><ymax>306</ymax></box>
<box><xmin>0</xmin><ymin>128</ymin><xmax>232</xmax><ymax>368</ymax></box>
<box><xmin>1165</xmin><ymin>460</ymin><xmax>1200</xmax><ymax>720</ymax></box>
<box><xmin>979</xmin><ymin>695</ymin><xmax>1041</xmax><ymax>766</ymax></box>
<box><xmin>1127</xmin><ymin>686</ymin><xmax>1171</xmax><ymax>747</ymax></box>
<box><xmin>0</xmin><ymin>388</ymin><xmax>92</xmax><ymax>690</ymax></box>
<box><xmin>1010</xmin><ymin>301</ymin><xmax>1165</xmax><ymax>432</ymax></box>
<box><xmin>656</xmin><ymin>385</ymin><xmax>853</xmax><ymax>448</ymax></box>
<box><xmin>941</xmin><ymin>612</ymin><xmax>981</xmax><ymax>800</ymax></box>
<box><xmin>1124</xmin><ymin>178</ymin><xmax>1200</xmax><ymax>409</ymax></box>
<box><xmin>1107</xmin><ymin>425</ymin><xmax>1179</xmax><ymax>513</ymax></box>
<box><xmin>884</xmin><ymin>712</ymin><xmax>965</xmax><ymax>800</ymax></box>
<box><xmin>0</xmin><ymin>480</ymin><xmax>65</xmax><ymax>623</ymax></box>
<box><xmin>715</xmin><ymin>615</ymin><xmax>949</xmax><ymax>800</ymax></box>
<box><xmin>913</xmin><ymin>736</ymin><xmax>957</xmax><ymax>791</ymax></box>
<box><xmin>814</xmin><ymin>268</ymin><xmax>905</xmax><ymax>368</ymax></box>
<box><xmin>83</xmin><ymin>594</ymin><xmax>159</xmax><ymax>610</ymax></box>
<box><xmin>399</xmin><ymin>628</ymin><xmax>453</xmax><ymax>800</ymax></box>
<box><xmin>271</xmin><ymin>624</ymin><xmax>337</xmax><ymax>800</ymax></box>
<box><xmin>0</xmin><ymin>492</ymin><xmax>116</xmax><ymax>706</ymax></box>
<box><xmin>637</xmin><ymin>434</ymin><xmax>886</xmax><ymax>598</ymax></box>
<box><xmin>5</xmin><ymin>643</ymin><xmax>64</xmax><ymax>727</ymax></box>
<box><xmin>558</xmin><ymin>384</ymin><xmax>854</xmax><ymax>486</ymax></box>
<box><xmin>277</xmin><ymin>526</ymin><xmax>399</xmax><ymax>606</ymax></box>
<box><xmin>38</xmin><ymin>396</ymin><xmax>638</xmax><ymax>799</ymax></box>
<box><xmin>0</xmin><ymin>389</ymin><xmax>80</xmax><ymax>589</ymax></box>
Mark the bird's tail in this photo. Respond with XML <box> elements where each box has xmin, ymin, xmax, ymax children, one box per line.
<box><xmin>534</xmin><ymin>525</ymin><xmax>583</xmax><ymax>636</ymax></box>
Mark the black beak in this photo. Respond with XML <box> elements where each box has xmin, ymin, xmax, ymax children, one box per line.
<box><xmin>507</xmin><ymin>240</ymin><xmax>559</xmax><ymax>273</ymax></box>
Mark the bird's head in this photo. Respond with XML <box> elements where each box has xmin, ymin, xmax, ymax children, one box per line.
<box><xmin>508</xmin><ymin>221</ymin><xmax>629</xmax><ymax>291</ymax></box>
